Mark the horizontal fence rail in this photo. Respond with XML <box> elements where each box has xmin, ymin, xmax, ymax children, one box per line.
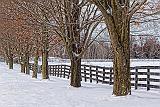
<box><xmin>29</xmin><ymin>64</ymin><xmax>160</xmax><ymax>90</ymax></box>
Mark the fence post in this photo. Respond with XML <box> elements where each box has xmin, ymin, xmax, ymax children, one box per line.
<box><xmin>102</xmin><ymin>68</ymin><xmax>105</xmax><ymax>83</ymax></box>
<box><xmin>96</xmin><ymin>67</ymin><xmax>98</xmax><ymax>83</ymax></box>
<box><xmin>49</xmin><ymin>66</ymin><xmax>51</xmax><ymax>76</ymax></box>
<box><xmin>52</xmin><ymin>65</ymin><xmax>55</xmax><ymax>76</ymax></box>
<box><xmin>135</xmin><ymin>69</ymin><xmax>138</xmax><ymax>90</ymax></box>
<box><xmin>63</xmin><ymin>65</ymin><xmax>66</xmax><ymax>78</ymax></box>
<box><xmin>60</xmin><ymin>65</ymin><xmax>62</xmax><ymax>78</ymax></box>
<box><xmin>51</xmin><ymin>66</ymin><xmax>53</xmax><ymax>76</ymax></box>
<box><xmin>57</xmin><ymin>65</ymin><xmax>59</xmax><ymax>77</ymax></box>
<box><xmin>67</xmin><ymin>66</ymin><xmax>70</xmax><ymax>79</ymax></box>
<box><xmin>54</xmin><ymin>66</ymin><xmax>56</xmax><ymax>76</ymax></box>
<box><xmin>53</xmin><ymin>66</ymin><xmax>55</xmax><ymax>76</ymax></box>
<box><xmin>54</xmin><ymin>65</ymin><xmax>56</xmax><ymax>76</ymax></box>
<box><xmin>147</xmin><ymin>68</ymin><xmax>150</xmax><ymax>91</ymax></box>
<box><xmin>109</xmin><ymin>68</ymin><xmax>112</xmax><ymax>85</ymax></box>
<box><xmin>89</xmin><ymin>66</ymin><xmax>92</xmax><ymax>83</ymax></box>
<box><xmin>84</xmin><ymin>66</ymin><xmax>87</xmax><ymax>82</ymax></box>
<box><xmin>55</xmin><ymin>66</ymin><xmax>57</xmax><ymax>76</ymax></box>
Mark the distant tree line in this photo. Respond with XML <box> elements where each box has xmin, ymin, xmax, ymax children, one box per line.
<box><xmin>51</xmin><ymin>35</ymin><xmax>160</xmax><ymax>59</ymax></box>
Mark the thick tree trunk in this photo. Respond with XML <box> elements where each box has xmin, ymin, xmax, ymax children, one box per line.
<box><xmin>63</xmin><ymin>0</ymin><xmax>82</xmax><ymax>87</ymax></box>
<box><xmin>41</xmin><ymin>15</ymin><xmax>49</xmax><ymax>79</ymax></box>
<box><xmin>42</xmin><ymin>49</ymin><xmax>49</xmax><ymax>79</ymax></box>
<box><xmin>112</xmin><ymin>44</ymin><xmax>131</xmax><ymax>96</ymax></box>
<box><xmin>108</xmin><ymin>20</ymin><xmax>131</xmax><ymax>96</ymax></box>
<box><xmin>32</xmin><ymin>50</ymin><xmax>39</xmax><ymax>78</ymax></box>
<box><xmin>8</xmin><ymin>44</ymin><xmax>13</xmax><ymax>69</ymax></box>
<box><xmin>20</xmin><ymin>56</ymin><xmax>25</xmax><ymax>73</ymax></box>
<box><xmin>25</xmin><ymin>54</ymin><xmax>30</xmax><ymax>75</ymax></box>
<box><xmin>9</xmin><ymin>54</ymin><xmax>13</xmax><ymax>69</ymax></box>
<box><xmin>70</xmin><ymin>58</ymin><xmax>81</xmax><ymax>87</ymax></box>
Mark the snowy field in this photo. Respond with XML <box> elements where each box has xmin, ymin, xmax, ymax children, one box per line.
<box><xmin>30</xmin><ymin>58</ymin><xmax>160</xmax><ymax>67</ymax></box>
<box><xmin>0</xmin><ymin>62</ymin><xmax>160</xmax><ymax>107</ymax></box>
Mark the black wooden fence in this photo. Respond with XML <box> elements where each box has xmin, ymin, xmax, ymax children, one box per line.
<box><xmin>29</xmin><ymin>64</ymin><xmax>160</xmax><ymax>90</ymax></box>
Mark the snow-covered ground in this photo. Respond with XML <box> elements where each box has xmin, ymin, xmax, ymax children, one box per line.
<box><xmin>0</xmin><ymin>62</ymin><xmax>160</xmax><ymax>107</ymax></box>
<box><xmin>31</xmin><ymin>58</ymin><xmax>160</xmax><ymax>67</ymax></box>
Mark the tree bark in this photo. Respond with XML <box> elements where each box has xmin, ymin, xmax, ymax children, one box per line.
<box><xmin>106</xmin><ymin>17</ymin><xmax>131</xmax><ymax>96</ymax></box>
<box><xmin>7</xmin><ymin>44</ymin><xmax>13</xmax><ymax>69</ymax></box>
<box><xmin>42</xmin><ymin>49</ymin><xmax>49</xmax><ymax>79</ymax></box>
<box><xmin>20</xmin><ymin>55</ymin><xmax>25</xmax><ymax>73</ymax></box>
<box><xmin>41</xmin><ymin>12</ymin><xmax>49</xmax><ymax>79</ymax></box>
<box><xmin>70</xmin><ymin>57</ymin><xmax>81</xmax><ymax>87</ymax></box>
<box><xmin>32</xmin><ymin>50</ymin><xmax>39</xmax><ymax>78</ymax></box>
<box><xmin>112</xmin><ymin>40</ymin><xmax>131</xmax><ymax>96</ymax></box>
<box><xmin>9</xmin><ymin>54</ymin><xmax>13</xmax><ymax>69</ymax></box>
<box><xmin>41</xmin><ymin>29</ymin><xmax>49</xmax><ymax>79</ymax></box>
<box><xmin>64</xmin><ymin>0</ymin><xmax>81</xmax><ymax>87</ymax></box>
<box><xmin>25</xmin><ymin>53</ymin><xmax>30</xmax><ymax>75</ymax></box>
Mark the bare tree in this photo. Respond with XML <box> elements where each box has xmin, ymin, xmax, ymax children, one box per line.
<box><xmin>42</xmin><ymin>0</ymin><xmax>104</xmax><ymax>87</ymax></box>
<box><xmin>87</xmin><ymin>0</ymin><xmax>148</xmax><ymax>96</ymax></box>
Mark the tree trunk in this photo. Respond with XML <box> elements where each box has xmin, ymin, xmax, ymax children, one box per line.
<box><xmin>65</xmin><ymin>0</ymin><xmax>81</xmax><ymax>87</ymax></box>
<box><xmin>5</xmin><ymin>56</ymin><xmax>9</xmax><ymax>65</ymax></box>
<box><xmin>41</xmin><ymin>13</ymin><xmax>49</xmax><ymax>79</ymax></box>
<box><xmin>25</xmin><ymin>54</ymin><xmax>30</xmax><ymax>75</ymax></box>
<box><xmin>9</xmin><ymin>54</ymin><xmax>13</xmax><ymax>69</ymax></box>
<box><xmin>87</xmin><ymin>0</ymin><xmax>146</xmax><ymax>96</ymax></box>
<box><xmin>42</xmin><ymin>49</ymin><xmax>49</xmax><ymax>79</ymax></box>
<box><xmin>8</xmin><ymin>44</ymin><xmax>13</xmax><ymax>69</ymax></box>
<box><xmin>21</xmin><ymin>63</ymin><xmax>25</xmax><ymax>73</ymax></box>
<box><xmin>32</xmin><ymin>50</ymin><xmax>39</xmax><ymax>78</ymax></box>
<box><xmin>112</xmin><ymin>44</ymin><xmax>131</xmax><ymax>96</ymax></box>
<box><xmin>107</xmin><ymin>19</ymin><xmax>131</xmax><ymax>96</ymax></box>
<box><xmin>70</xmin><ymin>57</ymin><xmax>81</xmax><ymax>87</ymax></box>
<box><xmin>20</xmin><ymin>56</ymin><xmax>25</xmax><ymax>73</ymax></box>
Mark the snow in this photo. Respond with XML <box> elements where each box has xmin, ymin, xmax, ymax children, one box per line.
<box><xmin>30</xmin><ymin>58</ymin><xmax>160</xmax><ymax>67</ymax></box>
<box><xmin>0</xmin><ymin>62</ymin><xmax>160</xmax><ymax>107</ymax></box>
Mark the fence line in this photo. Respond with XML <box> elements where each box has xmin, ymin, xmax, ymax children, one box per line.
<box><xmin>29</xmin><ymin>58</ymin><xmax>160</xmax><ymax>63</ymax></box>
<box><xmin>29</xmin><ymin>64</ymin><xmax>160</xmax><ymax>90</ymax></box>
